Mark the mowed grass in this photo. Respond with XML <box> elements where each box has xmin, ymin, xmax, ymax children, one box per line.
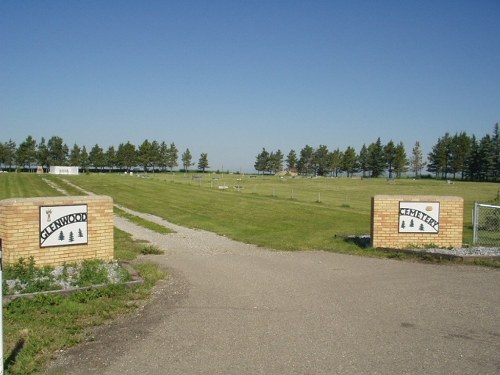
<box><xmin>0</xmin><ymin>173</ymin><xmax>61</xmax><ymax>199</ymax></box>
<box><xmin>61</xmin><ymin>173</ymin><xmax>499</xmax><ymax>249</ymax></box>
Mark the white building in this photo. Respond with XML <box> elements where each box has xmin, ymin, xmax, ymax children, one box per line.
<box><xmin>49</xmin><ymin>166</ymin><xmax>79</xmax><ymax>175</ymax></box>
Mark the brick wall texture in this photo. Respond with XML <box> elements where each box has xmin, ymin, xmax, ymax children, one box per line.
<box><xmin>371</xmin><ymin>195</ymin><xmax>463</xmax><ymax>249</ymax></box>
<box><xmin>0</xmin><ymin>196</ymin><xmax>113</xmax><ymax>267</ymax></box>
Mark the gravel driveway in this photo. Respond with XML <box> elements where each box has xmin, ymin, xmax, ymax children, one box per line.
<box><xmin>46</xmin><ymin>208</ymin><xmax>500</xmax><ymax>375</ymax></box>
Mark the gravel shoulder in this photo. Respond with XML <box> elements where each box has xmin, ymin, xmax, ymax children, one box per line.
<box><xmin>46</xmin><ymin>209</ymin><xmax>500</xmax><ymax>375</ymax></box>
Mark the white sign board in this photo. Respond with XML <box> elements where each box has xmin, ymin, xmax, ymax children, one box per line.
<box><xmin>40</xmin><ymin>204</ymin><xmax>88</xmax><ymax>247</ymax></box>
<box><xmin>399</xmin><ymin>202</ymin><xmax>439</xmax><ymax>233</ymax></box>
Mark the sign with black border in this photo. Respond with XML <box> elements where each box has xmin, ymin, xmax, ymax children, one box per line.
<box><xmin>40</xmin><ymin>204</ymin><xmax>88</xmax><ymax>248</ymax></box>
<box><xmin>399</xmin><ymin>202</ymin><xmax>439</xmax><ymax>233</ymax></box>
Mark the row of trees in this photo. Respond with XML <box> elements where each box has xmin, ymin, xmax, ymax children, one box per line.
<box><xmin>255</xmin><ymin>124</ymin><xmax>499</xmax><ymax>181</ymax></box>
<box><xmin>0</xmin><ymin>137</ymin><xmax>211</xmax><ymax>173</ymax></box>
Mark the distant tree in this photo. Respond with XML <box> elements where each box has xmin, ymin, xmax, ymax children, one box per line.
<box><xmin>159</xmin><ymin>141</ymin><xmax>169</xmax><ymax>171</ymax></box>
<box><xmin>427</xmin><ymin>133</ymin><xmax>452</xmax><ymax>178</ymax></box>
<box><xmin>342</xmin><ymin>146</ymin><xmax>358</xmax><ymax>177</ymax></box>
<box><xmin>138</xmin><ymin>139</ymin><xmax>153</xmax><ymax>172</ymax></box>
<box><xmin>166</xmin><ymin>142</ymin><xmax>179</xmax><ymax>172</ymax></box>
<box><xmin>47</xmin><ymin>136</ymin><xmax>69</xmax><ymax>167</ymax></box>
<box><xmin>314</xmin><ymin>145</ymin><xmax>330</xmax><ymax>176</ymax></box>
<box><xmin>37</xmin><ymin>137</ymin><xmax>49</xmax><ymax>171</ymax></box>
<box><xmin>384</xmin><ymin>140</ymin><xmax>397</xmax><ymax>179</ymax></box>
<box><xmin>478</xmin><ymin>134</ymin><xmax>496</xmax><ymax>181</ymax></box>
<box><xmin>393</xmin><ymin>142</ymin><xmax>409</xmax><ymax>178</ymax></box>
<box><xmin>198</xmin><ymin>153</ymin><xmax>209</xmax><ymax>173</ymax></box>
<box><xmin>410</xmin><ymin>141</ymin><xmax>425</xmax><ymax>177</ymax></box>
<box><xmin>150</xmin><ymin>140</ymin><xmax>161</xmax><ymax>173</ymax></box>
<box><xmin>328</xmin><ymin>148</ymin><xmax>343</xmax><ymax>177</ymax></box>
<box><xmin>367</xmin><ymin>138</ymin><xmax>385</xmax><ymax>177</ymax></box>
<box><xmin>16</xmin><ymin>135</ymin><xmax>37</xmax><ymax>172</ymax></box>
<box><xmin>2</xmin><ymin>139</ymin><xmax>17</xmax><ymax>171</ymax></box>
<box><xmin>286</xmin><ymin>149</ymin><xmax>297</xmax><ymax>171</ymax></box>
<box><xmin>494</xmin><ymin>123</ymin><xmax>500</xmax><ymax>180</ymax></box>
<box><xmin>254</xmin><ymin>148</ymin><xmax>270</xmax><ymax>174</ymax></box>
<box><xmin>69</xmin><ymin>143</ymin><xmax>81</xmax><ymax>167</ymax></box>
<box><xmin>297</xmin><ymin>145</ymin><xmax>315</xmax><ymax>175</ymax></box>
<box><xmin>117</xmin><ymin>142</ymin><xmax>136</xmax><ymax>172</ymax></box>
<box><xmin>181</xmin><ymin>148</ymin><xmax>193</xmax><ymax>172</ymax></box>
<box><xmin>449</xmin><ymin>132</ymin><xmax>471</xmax><ymax>180</ymax></box>
<box><xmin>269</xmin><ymin>149</ymin><xmax>284</xmax><ymax>174</ymax></box>
<box><xmin>89</xmin><ymin>144</ymin><xmax>105</xmax><ymax>171</ymax></box>
<box><xmin>358</xmin><ymin>144</ymin><xmax>369</xmax><ymax>177</ymax></box>
<box><xmin>80</xmin><ymin>146</ymin><xmax>90</xmax><ymax>172</ymax></box>
<box><xmin>105</xmin><ymin>146</ymin><xmax>116</xmax><ymax>172</ymax></box>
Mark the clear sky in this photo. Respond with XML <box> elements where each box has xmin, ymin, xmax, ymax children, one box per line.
<box><xmin>1</xmin><ymin>0</ymin><xmax>499</xmax><ymax>172</ymax></box>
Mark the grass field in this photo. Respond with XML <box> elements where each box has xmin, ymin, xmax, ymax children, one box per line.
<box><xmin>50</xmin><ymin>172</ymin><xmax>499</xmax><ymax>249</ymax></box>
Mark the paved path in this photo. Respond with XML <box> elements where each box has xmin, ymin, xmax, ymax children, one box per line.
<box><xmin>46</xmin><ymin>210</ymin><xmax>500</xmax><ymax>374</ymax></box>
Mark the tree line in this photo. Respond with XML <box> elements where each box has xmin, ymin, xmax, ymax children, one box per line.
<box><xmin>0</xmin><ymin>137</ymin><xmax>211</xmax><ymax>173</ymax></box>
<box><xmin>254</xmin><ymin>124</ymin><xmax>499</xmax><ymax>181</ymax></box>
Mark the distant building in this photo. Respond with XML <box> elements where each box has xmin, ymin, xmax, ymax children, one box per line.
<box><xmin>49</xmin><ymin>166</ymin><xmax>79</xmax><ymax>175</ymax></box>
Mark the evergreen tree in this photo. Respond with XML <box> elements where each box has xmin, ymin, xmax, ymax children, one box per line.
<box><xmin>269</xmin><ymin>149</ymin><xmax>284</xmax><ymax>174</ymax></box>
<box><xmin>138</xmin><ymin>139</ymin><xmax>153</xmax><ymax>172</ymax></box>
<box><xmin>197</xmin><ymin>153</ymin><xmax>209</xmax><ymax>173</ymax></box>
<box><xmin>367</xmin><ymin>138</ymin><xmax>385</xmax><ymax>177</ymax></box>
<box><xmin>47</xmin><ymin>136</ymin><xmax>69</xmax><ymax>167</ymax></box>
<box><xmin>59</xmin><ymin>231</ymin><xmax>65</xmax><ymax>241</ymax></box>
<box><xmin>150</xmin><ymin>140</ymin><xmax>161</xmax><ymax>173</ymax></box>
<box><xmin>117</xmin><ymin>142</ymin><xmax>137</xmax><ymax>172</ymax></box>
<box><xmin>37</xmin><ymin>137</ymin><xmax>49</xmax><ymax>171</ymax></box>
<box><xmin>166</xmin><ymin>142</ymin><xmax>179</xmax><ymax>173</ymax></box>
<box><xmin>384</xmin><ymin>140</ymin><xmax>397</xmax><ymax>179</ymax></box>
<box><xmin>297</xmin><ymin>145</ymin><xmax>315</xmax><ymax>175</ymax></box>
<box><xmin>89</xmin><ymin>144</ymin><xmax>105</xmax><ymax>171</ymax></box>
<box><xmin>393</xmin><ymin>142</ymin><xmax>409</xmax><ymax>178</ymax></box>
<box><xmin>181</xmin><ymin>148</ymin><xmax>193</xmax><ymax>172</ymax></box>
<box><xmin>358</xmin><ymin>144</ymin><xmax>369</xmax><ymax>177</ymax></box>
<box><xmin>80</xmin><ymin>145</ymin><xmax>90</xmax><ymax>172</ymax></box>
<box><xmin>328</xmin><ymin>149</ymin><xmax>343</xmax><ymax>177</ymax></box>
<box><xmin>69</xmin><ymin>143</ymin><xmax>81</xmax><ymax>167</ymax></box>
<box><xmin>254</xmin><ymin>148</ymin><xmax>270</xmax><ymax>174</ymax></box>
<box><xmin>286</xmin><ymin>149</ymin><xmax>297</xmax><ymax>171</ymax></box>
<box><xmin>410</xmin><ymin>141</ymin><xmax>425</xmax><ymax>177</ymax></box>
<box><xmin>314</xmin><ymin>145</ymin><xmax>330</xmax><ymax>176</ymax></box>
<box><xmin>16</xmin><ymin>135</ymin><xmax>37</xmax><ymax>172</ymax></box>
<box><xmin>342</xmin><ymin>146</ymin><xmax>358</xmax><ymax>177</ymax></box>
<box><xmin>69</xmin><ymin>231</ymin><xmax>74</xmax><ymax>242</ymax></box>
<box><xmin>105</xmin><ymin>145</ymin><xmax>116</xmax><ymax>172</ymax></box>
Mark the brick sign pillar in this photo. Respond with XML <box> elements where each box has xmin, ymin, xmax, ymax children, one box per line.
<box><xmin>0</xmin><ymin>196</ymin><xmax>114</xmax><ymax>267</ymax></box>
<box><xmin>371</xmin><ymin>195</ymin><xmax>463</xmax><ymax>249</ymax></box>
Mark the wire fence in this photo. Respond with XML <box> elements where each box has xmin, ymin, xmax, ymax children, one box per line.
<box><xmin>473</xmin><ymin>203</ymin><xmax>500</xmax><ymax>246</ymax></box>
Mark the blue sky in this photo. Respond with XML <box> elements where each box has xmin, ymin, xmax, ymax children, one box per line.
<box><xmin>1</xmin><ymin>1</ymin><xmax>499</xmax><ymax>172</ymax></box>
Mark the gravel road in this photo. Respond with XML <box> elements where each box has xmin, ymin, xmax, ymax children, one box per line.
<box><xmin>46</xmin><ymin>209</ymin><xmax>500</xmax><ymax>375</ymax></box>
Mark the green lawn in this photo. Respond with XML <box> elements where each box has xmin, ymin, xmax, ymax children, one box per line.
<box><xmin>59</xmin><ymin>172</ymin><xmax>499</xmax><ymax>248</ymax></box>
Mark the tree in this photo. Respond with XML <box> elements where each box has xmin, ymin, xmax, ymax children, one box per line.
<box><xmin>427</xmin><ymin>133</ymin><xmax>451</xmax><ymax>178</ymax></box>
<box><xmin>328</xmin><ymin>148</ymin><xmax>343</xmax><ymax>177</ymax></box>
<box><xmin>138</xmin><ymin>139</ymin><xmax>153</xmax><ymax>172</ymax></box>
<box><xmin>105</xmin><ymin>146</ymin><xmax>116</xmax><ymax>172</ymax></box>
<box><xmin>159</xmin><ymin>141</ymin><xmax>169</xmax><ymax>171</ymax></box>
<box><xmin>47</xmin><ymin>136</ymin><xmax>68</xmax><ymax>167</ymax></box>
<box><xmin>449</xmin><ymin>132</ymin><xmax>471</xmax><ymax>180</ymax></box>
<box><xmin>297</xmin><ymin>145</ymin><xmax>315</xmax><ymax>175</ymax></box>
<box><xmin>80</xmin><ymin>146</ymin><xmax>90</xmax><ymax>172</ymax></box>
<box><xmin>89</xmin><ymin>144</ymin><xmax>105</xmax><ymax>171</ymax></box>
<box><xmin>117</xmin><ymin>142</ymin><xmax>136</xmax><ymax>172</ymax></box>
<box><xmin>2</xmin><ymin>139</ymin><xmax>17</xmax><ymax>171</ymax></box>
<box><xmin>384</xmin><ymin>140</ymin><xmax>397</xmax><ymax>179</ymax></box>
<box><xmin>181</xmin><ymin>148</ymin><xmax>193</xmax><ymax>172</ymax></box>
<box><xmin>150</xmin><ymin>140</ymin><xmax>161</xmax><ymax>173</ymax></box>
<box><xmin>393</xmin><ymin>142</ymin><xmax>408</xmax><ymax>178</ymax></box>
<box><xmin>269</xmin><ymin>149</ymin><xmax>284</xmax><ymax>174</ymax></box>
<box><xmin>197</xmin><ymin>153</ymin><xmax>209</xmax><ymax>173</ymax></box>
<box><xmin>342</xmin><ymin>146</ymin><xmax>358</xmax><ymax>177</ymax></box>
<box><xmin>69</xmin><ymin>143</ymin><xmax>81</xmax><ymax>167</ymax></box>
<box><xmin>358</xmin><ymin>144</ymin><xmax>369</xmax><ymax>177</ymax></box>
<box><xmin>286</xmin><ymin>149</ymin><xmax>298</xmax><ymax>171</ymax></box>
<box><xmin>166</xmin><ymin>142</ymin><xmax>178</xmax><ymax>173</ymax></box>
<box><xmin>410</xmin><ymin>141</ymin><xmax>425</xmax><ymax>177</ymax></box>
<box><xmin>367</xmin><ymin>138</ymin><xmax>385</xmax><ymax>177</ymax></box>
<box><xmin>37</xmin><ymin>137</ymin><xmax>49</xmax><ymax>171</ymax></box>
<box><xmin>314</xmin><ymin>145</ymin><xmax>330</xmax><ymax>176</ymax></box>
<box><xmin>254</xmin><ymin>148</ymin><xmax>270</xmax><ymax>174</ymax></box>
<box><xmin>16</xmin><ymin>135</ymin><xmax>37</xmax><ymax>172</ymax></box>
